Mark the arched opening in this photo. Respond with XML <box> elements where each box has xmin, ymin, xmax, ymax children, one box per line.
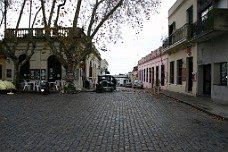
<box><xmin>48</xmin><ymin>56</ymin><xmax>61</xmax><ymax>82</ymax></box>
<box><xmin>19</xmin><ymin>54</ymin><xmax>30</xmax><ymax>81</ymax></box>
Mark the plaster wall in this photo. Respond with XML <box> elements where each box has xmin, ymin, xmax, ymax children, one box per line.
<box><xmin>197</xmin><ymin>33</ymin><xmax>228</xmax><ymax>102</ymax></box>
<box><xmin>198</xmin><ymin>34</ymin><xmax>228</xmax><ymax>64</ymax></box>
<box><xmin>215</xmin><ymin>0</ymin><xmax>228</xmax><ymax>8</ymax></box>
<box><xmin>168</xmin><ymin>0</ymin><xmax>197</xmax><ymax>27</ymax></box>
<box><xmin>138</xmin><ymin>54</ymin><xmax>168</xmax><ymax>90</ymax></box>
<box><xmin>167</xmin><ymin>44</ymin><xmax>198</xmax><ymax>95</ymax></box>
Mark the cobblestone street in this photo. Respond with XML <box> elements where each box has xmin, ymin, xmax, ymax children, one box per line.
<box><xmin>0</xmin><ymin>90</ymin><xmax>228</xmax><ymax>152</ymax></box>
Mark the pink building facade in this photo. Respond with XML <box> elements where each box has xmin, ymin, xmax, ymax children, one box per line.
<box><xmin>138</xmin><ymin>47</ymin><xmax>168</xmax><ymax>90</ymax></box>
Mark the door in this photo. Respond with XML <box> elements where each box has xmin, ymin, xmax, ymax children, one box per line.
<box><xmin>203</xmin><ymin>64</ymin><xmax>211</xmax><ymax>95</ymax></box>
<box><xmin>188</xmin><ymin>57</ymin><xmax>193</xmax><ymax>91</ymax></box>
<box><xmin>48</xmin><ymin>56</ymin><xmax>62</xmax><ymax>82</ymax></box>
<box><xmin>152</xmin><ymin>67</ymin><xmax>154</xmax><ymax>87</ymax></box>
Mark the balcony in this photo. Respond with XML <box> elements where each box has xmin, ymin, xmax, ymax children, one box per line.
<box><xmin>191</xmin><ymin>8</ymin><xmax>228</xmax><ymax>42</ymax></box>
<box><xmin>162</xmin><ymin>24</ymin><xmax>191</xmax><ymax>52</ymax></box>
<box><xmin>4</xmin><ymin>27</ymin><xmax>81</xmax><ymax>41</ymax></box>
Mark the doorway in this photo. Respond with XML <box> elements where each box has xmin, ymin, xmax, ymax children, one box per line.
<box><xmin>203</xmin><ymin>64</ymin><xmax>211</xmax><ymax>95</ymax></box>
<box><xmin>187</xmin><ymin>57</ymin><xmax>193</xmax><ymax>91</ymax></box>
<box><xmin>48</xmin><ymin>56</ymin><xmax>61</xmax><ymax>82</ymax></box>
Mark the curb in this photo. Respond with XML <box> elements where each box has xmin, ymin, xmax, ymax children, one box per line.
<box><xmin>162</xmin><ymin>93</ymin><xmax>228</xmax><ymax>121</ymax></box>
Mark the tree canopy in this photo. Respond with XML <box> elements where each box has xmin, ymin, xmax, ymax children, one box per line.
<box><xmin>1</xmin><ymin>0</ymin><xmax>161</xmax><ymax>87</ymax></box>
<box><xmin>5</xmin><ymin>0</ymin><xmax>161</xmax><ymax>50</ymax></box>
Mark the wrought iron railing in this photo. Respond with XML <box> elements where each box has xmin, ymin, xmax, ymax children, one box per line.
<box><xmin>162</xmin><ymin>24</ymin><xmax>190</xmax><ymax>49</ymax></box>
<box><xmin>191</xmin><ymin>8</ymin><xmax>228</xmax><ymax>40</ymax></box>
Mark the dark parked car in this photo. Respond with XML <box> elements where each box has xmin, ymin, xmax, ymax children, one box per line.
<box><xmin>133</xmin><ymin>80</ymin><xmax>143</xmax><ymax>89</ymax></box>
<box><xmin>96</xmin><ymin>75</ymin><xmax>116</xmax><ymax>92</ymax></box>
<box><xmin>125</xmin><ymin>82</ymin><xmax>132</xmax><ymax>88</ymax></box>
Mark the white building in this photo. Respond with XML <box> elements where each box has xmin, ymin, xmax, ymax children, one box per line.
<box><xmin>113</xmin><ymin>74</ymin><xmax>130</xmax><ymax>86</ymax></box>
<box><xmin>1</xmin><ymin>28</ymin><xmax>103</xmax><ymax>91</ymax></box>
<box><xmin>100</xmin><ymin>59</ymin><xmax>109</xmax><ymax>75</ymax></box>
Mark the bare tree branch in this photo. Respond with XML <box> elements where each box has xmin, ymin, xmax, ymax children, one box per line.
<box><xmin>48</xmin><ymin>0</ymin><xmax>56</xmax><ymax>26</ymax></box>
<box><xmin>87</xmin><ymin>0</ymin><xmax>105</xmax><ymax>36</ymax></box>
<box><xmin>91</xmin><ymin>0</ymin><xmax>123</xmax><ymax>38</ymax></box>
<box><xmin>73</xmin><ymin>0</ymin><xmax>82</xmax><ymax>28</ymax></box>
<box><xmin>54</xmin><ymin>0</ymin><xmax>66</xmax><ymax>27</ymax></box>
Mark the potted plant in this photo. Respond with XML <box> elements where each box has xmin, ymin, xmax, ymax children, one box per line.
<box><xmin>64</xmin><ymin>83</ymin><xmax>76</xmax><ymax>94</ymax></box>
<box><xmin>155</xmin><ymin>79</ymin><xmax>160</xmax><ymax>86</ymax></box>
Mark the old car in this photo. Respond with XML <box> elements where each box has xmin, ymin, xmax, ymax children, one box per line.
<box><xmin>125</xmin><ymin>82</ymin><xmax>132</xmax><ymax>88</ymax></box>
<box><xmin>133</xmin><ymin>80</ymin><xmax>143</xmax><ymax>89</ymax></box>
<box><xmin>96</xmin><ymin>75</ymin><xmax>116</xmax><ymax>92</ymax></box>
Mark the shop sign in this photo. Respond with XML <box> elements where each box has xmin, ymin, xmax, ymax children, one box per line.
<box><xmin>66</xmin><ymin>72</ymin><xmax>74</xmax><ymax>82</ymax></box>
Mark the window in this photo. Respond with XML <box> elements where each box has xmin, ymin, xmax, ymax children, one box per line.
<box><xmin>138</xmin><ymin>70</ymin><xmax>141</xmax><ymax>81</ymax></box>
<box><xmin>220</xmin><ymin>62</ymin><xmax>227</xmax><ymax>85</ymax></box>
<box><xmin>0</xmin><ymin>64</ymin><xmax>2</xmax><ymax>80</ymax></box>
<box><xmin>146</xmin><ymin>68</ymin><xmax>148</xmax><ymax>82</ymax></box>
<box><xmin>170</xmin><ymin>62</ymin><xmax>174</xmax><ymax>84</ymax></box>
<box><xmin>177</xmin><ymin>59</ymin><xmax>183</xmax><ymax>85</ymax></box>
<box><xmin>169</xmin><ymin>22</ymin><xmax>176</xmax><ymax>44</ymax></box>
<box><xmin>89</xmin><ymin>62</ymin><xmax>92</xmax><ymax>77</ymax></box>
<box><xmin>7</xmin><ymin>69</ymin><xmax>12</xmax><ymax>78</ymax></box>
<box><xmin>152</xmin><ymin>67</ymin><xmax>154</xmax><ymax>85</ymax></box>
<box><xmin>161</xmin><ymin>65</ymin><xmax>165</xmax><ymax>86</ymax></box>
<box><xmin>149</xmin><ymin>68</ymin><xmax>151</xmax><ymax>83</ymax></box>
<box><xmin>187</xmin><ymin>6</ymin><xmax>193</xmax><ymax>24</ymax></box>
<box><xmin>156</xmin><ymin>66</ymin><xmax>159</xmax><ymax>81</ymax></box>
<box><xmin>143</xmin><ymin>69</ymin><xmax>145</xmax><ymax>82</ymax></box>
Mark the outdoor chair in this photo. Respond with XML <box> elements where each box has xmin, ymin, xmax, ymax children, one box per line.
<box><xmin>34</xmin><ymin>81</ymin><xmax>40</xmax><ymax>91</ymax></box>
<box><xmin>55</xmin><ymin>80</ymin><xmax>61</xmax><ymax>91</ymax></box>
<box><xmin>23</xmin><ymin>80</ymin><xmax>31</xmax><ymax>91</ymax></box>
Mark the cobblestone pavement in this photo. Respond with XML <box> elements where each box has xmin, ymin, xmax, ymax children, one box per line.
<box><xmin>0</xmin><ymin>90</ymin><xmax>228</xmax><ymax>152</ymax></box>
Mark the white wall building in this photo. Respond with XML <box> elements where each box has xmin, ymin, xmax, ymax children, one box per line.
<box><xmin>113</xmin><ymin>74</ymin><xmax>130</xmax><ymax>86</ymax></box>
<box><xmin>100</xmin><ymin>59</ymin><xmax>109</xmax><ymax>75</ymax></box>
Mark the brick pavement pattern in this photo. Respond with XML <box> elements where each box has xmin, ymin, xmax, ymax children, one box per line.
<box><xmin>0</xmin><ymin>91</ymin><xmax>228</xmax><ymax>152</ymax></box>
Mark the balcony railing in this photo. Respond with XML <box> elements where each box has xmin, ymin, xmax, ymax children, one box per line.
<box><xmin>5</xmin><ymin>27</ymin><xmax>75</xmax><ymax>40</ymax></box>
<box><xmin>162</xmin><ymin>24</ymin><xmax>190</xmax><ymax>49</ymax></box>
<box><xmin>191</xmin><ymin>8</ymin><xmax>228</xmax><ymax>41</ymax></box>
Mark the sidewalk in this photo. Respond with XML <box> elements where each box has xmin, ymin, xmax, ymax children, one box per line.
<box><xmin>161</xmin><ymin>90</ymin><xmax>228</xmax><ymax>120</ymax></box>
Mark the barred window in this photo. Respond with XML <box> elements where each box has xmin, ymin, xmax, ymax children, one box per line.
<box><xmin>177</xmin><ymin>59</ymin><xmax>183</xmax><ymax>85</ymax></box>
<box><xmin>220</xmin><ymin>62</ymin><xmax>227</xmax><ymax>85</ymax></box>
<box><xmin>161</xmin><ymin>65</ymin><xmax>165</xmax><ymax>86</ymax></box>
<box><xmin>170</xmin><ymin>61</ymin><xmax>174</xmax><ymax>84</ymax></box>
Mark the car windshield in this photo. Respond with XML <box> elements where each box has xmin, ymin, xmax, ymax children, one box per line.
<box><xmin>138</xmin><ymin>81</ymin><xmax>143</xmax><ymax>84</ymax></box>
<box><xmin>98</xmin><ymin>75</ymin><xmax>112</xmax><ymax>81</ymax></box>
<box><xmin>134</xmin><ymin>80</ymin><xmax>142</xmax><ymax>84</ymax></box>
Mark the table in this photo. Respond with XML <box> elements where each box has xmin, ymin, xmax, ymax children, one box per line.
<box><xmin>28</xmin><ymin>81</ymin><xmax>40</xmax><ymax>91</ymax></box>
<box><xmin>28</xmin><ymin>81</ymin><xmax>36</xmax><ymax>91</ymax></box>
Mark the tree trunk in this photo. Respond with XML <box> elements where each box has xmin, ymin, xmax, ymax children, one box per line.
<box><xmin>13</xmin><ymin>60</ymin><xmax>21</xmax><ymax>90</ymax></box>
<box><xmin>64</xmin><ymin>52</ymin><xmax>76</xmax><ymax>93</ymax></box>
<box><xmin>65</xmin><ymin>52</ymin><xmax>74</xmax><ymax>82</ymax></box>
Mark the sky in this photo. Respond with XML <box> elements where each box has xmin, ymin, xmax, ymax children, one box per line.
<box><xmin>0</xmin><ymin>0</ymin><xmax>176</xmax><ymax>75</ymax></box>
<box><xmin>100</xmin><ymin>0</ymin><xmax>176</xmax><ymax>75</ymax></box>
